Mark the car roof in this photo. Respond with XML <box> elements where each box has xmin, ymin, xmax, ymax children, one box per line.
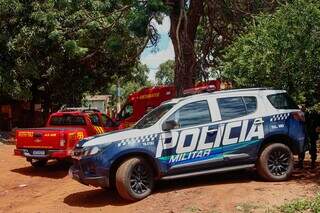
<box><xmin>163</xmin><ymin>88</ymin><xmax>286</xmax><ymax>105</ymax></box>
<box><xmin>50</xmin><ymin>111</ymin><xmax>102</xmax><ymax>117</ymax></box>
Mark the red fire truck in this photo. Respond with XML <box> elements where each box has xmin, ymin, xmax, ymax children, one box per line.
<box><xmin>116</xmin><ymin>80</ymin><xmax>221</xmax><ymax>129</ymax></box>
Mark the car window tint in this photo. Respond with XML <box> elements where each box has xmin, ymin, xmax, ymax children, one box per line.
<box><xmin>50</xmin><ymin>115</ymin><xmax>86</xmax><ymax>126</ymax></box>
<box><xmin>167</xmin><ymin>101</ymin><xmax>211</xmax><ymax>128</ymax></box>
<box><xmin>218</xmin><ymin>97</ymin><xmax>247</xmax><ymax>120</ymax></box>
<box><xmin>89</xmin><ymin>114</ymin><xmax>101</xmax><ymax>126</ymax></box>
<box><xmin>119</xmin><ymin>104</ymin><xmax>133</xmax><ymax>119</ymax></box>
<box><xmin>243</xmin><ymin>97</ymin><xmax>257</xmax><ymax>113</ymax></box>
<box><xmin>267</xmin><ymin>93</ymin><xmax>299</xmax><ymax>109</ymax></box>
<box><xmin>101</xmin><ymin>114</ymin><xmax>107</xmax><ymax>125</ymax></box>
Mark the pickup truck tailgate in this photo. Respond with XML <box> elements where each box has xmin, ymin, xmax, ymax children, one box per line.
<box><xmin>16</xmin><ymin>129</ymin><xmax>66</xmax><ymax>149</ymax></box>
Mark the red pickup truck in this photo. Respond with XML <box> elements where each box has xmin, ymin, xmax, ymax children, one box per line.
<box><xmin>14</xmin><ymin>108</ymin><xmax>117</xmax><ymax>167</ymax></box>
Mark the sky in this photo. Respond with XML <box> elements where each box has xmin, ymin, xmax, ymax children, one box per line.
<box><xmin>140</xmin><ymin>17</ymin><xmax>175</xmax><ymax>82</ymax></box>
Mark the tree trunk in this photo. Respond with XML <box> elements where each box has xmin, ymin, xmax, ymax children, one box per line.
<box><xmin>42</xmin><ymin>91</ymin><xmax>51</xmax><ymax>126</ymax></box>
<box><xmin>30</xmin><ymin>82</ymin><xmax>38</xmax><ymax>127</ymax></box>
<box><xmin>169</xmin><ymin>0</ymin><xmax>204</xmax><ymax>96</ymax></box>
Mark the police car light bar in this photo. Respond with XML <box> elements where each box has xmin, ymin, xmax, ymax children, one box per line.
<box><xmin>183</xmin><ymin>85</ymin><xmax>216</xmax><ymax>97</ymax></box>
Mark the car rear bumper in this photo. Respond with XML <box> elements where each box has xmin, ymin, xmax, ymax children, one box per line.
<box><xmin>14</xmin><ymin>148</ymin><xmax>71</xmax><ymax>159</ymax></box>
<box><xmin>68</xmin><ymin>165</ymin><xmax>109</xmax><ymax>188</ymax></box>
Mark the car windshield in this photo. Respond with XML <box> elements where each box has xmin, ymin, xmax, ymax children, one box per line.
<box><xmin>118</xmin><ymin>103</ymin><xmax>133</xmax><ymax>120</ymax></box>
<box><xmin>134</xmin><ymin>103</ymin><xmax>175</xmax><ymax>129</ymax></box>
<box><xmin>49</xmin><ymin>115</ymin><xmax>86</xmax><ymax>126</ymax></box>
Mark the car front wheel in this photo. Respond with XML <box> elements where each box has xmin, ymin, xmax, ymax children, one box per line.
<box><xmin>257</xmin><ymin>143</ymin><xmax>293</xmax><ymax>181</ymax></box>
<box><xmin>116</xmin><ymin>157</ymin><xmax>154</xmax><ymax>201</ymax></box>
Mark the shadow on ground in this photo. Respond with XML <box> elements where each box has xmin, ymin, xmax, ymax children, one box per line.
<box><xmin>291</xmin><ymin>161</ymin><xmax>320</xmax><ymax>186</ymax></box>
<box><xmin>64</xmin><ymin>188</ymin><xmax>129</xmax><ymax>208</ymax></box>
<box><xmin>11</xmin><ymin>160</ymin><xmax>70</xmax><ymax>179</ymax></box>
<box><xmin>63</xmin><ymin>169</ymin><xmax>256</xmax><ymax>208</ymax></box>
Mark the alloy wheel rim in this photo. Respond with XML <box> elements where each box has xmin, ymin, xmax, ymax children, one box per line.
<box><xmin>267</xmin><ymin>149</ymin><xmax>290</xmax><ymax>176</ymax></box>
<box><xmin>130</xmin><ymin>164</ymin><xmax>151</xmax><ymax>194</ymax></box>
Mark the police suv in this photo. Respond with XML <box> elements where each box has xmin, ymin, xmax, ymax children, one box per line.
<box><xmin>69</xmin><ymin>88</ymin><xmax>305</xmax><ymax>201</ymax></box>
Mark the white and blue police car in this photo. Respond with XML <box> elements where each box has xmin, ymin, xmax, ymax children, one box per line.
<box><xmin>69</xmin><ymin>88</ymin><xmax>305</xmax><ymax>201</ymax></box>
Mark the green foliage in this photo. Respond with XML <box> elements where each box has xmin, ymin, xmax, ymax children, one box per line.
<box><xmin>196</xmin><ymin>0</ymin><xmax>284</xmax><ymax>78</ymax></box>
<box><xmin>104</xmin><ymin>63</ymin><xmax>152</xmax><ymax>108</ymax></box>
<box><xmin>308</xmin><ymin>102</ymin><xmax>320</xmax><ymax>113</ymax></box>
<box><xmin>155</xmin><ymin>60</ymin><xmax>174</xmax><ymax>85</ymax></box>
<box><xmin>0</xmin><ymin>0</ymin><xmax>165</xmax><ymax>106</ymax></box>
<box><xmin>222</xmin><ymin>0</ymin><xmax>320</xmax><ymax>105</ymax></box>
<box><xmin>235</xmin><ymin>202</ymin><xmax>259</xmax><ymax>213</ymax></box>
<box><xmin>279</xmin><ymin>194</ymin><xmax>320</xmax><ymax>213</ymax></box>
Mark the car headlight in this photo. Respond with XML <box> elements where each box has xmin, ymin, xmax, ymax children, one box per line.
<box><xmin>83</xmin><ymin>146</ymin><xmax>101</xmax><ymax>157</ymax></box>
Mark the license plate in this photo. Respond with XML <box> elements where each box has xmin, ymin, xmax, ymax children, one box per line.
<box><xmin>32</xmin><ymin>150</ymin><xmax>45</xmax><ymax>156</ymax></box>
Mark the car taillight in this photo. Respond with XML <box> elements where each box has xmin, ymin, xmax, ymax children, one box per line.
<box><xmin>292</xmin><ymin>111</ymin><xmax>305</xmax><ymax>122</ymax></box>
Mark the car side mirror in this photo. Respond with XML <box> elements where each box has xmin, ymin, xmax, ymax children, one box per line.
<box><xmin>162</xmin><ymin>120</ymin><xmax>179</xmax><ymax>131</ymax></box>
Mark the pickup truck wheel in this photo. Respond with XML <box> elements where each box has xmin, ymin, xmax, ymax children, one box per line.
<box><xmin>257</xmin><ymin>143</ymin><xmax>293</xmax><ymax>181</ymax></box>
<box><xmin>30</xmin><ymin>159</ymin><xmax>48</xmax><ymax>168</ymax></box>
<box><xmin>116</xmin><ymin>157</ymin><xmax>154</xmax><ymax>201</ymax></box>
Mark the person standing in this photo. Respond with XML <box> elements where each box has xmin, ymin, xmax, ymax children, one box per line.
<box><xmin>309</xmin><ymin>110</ymin><xmax>320</xmax><ymax>168</ymax></box>
<box><xmin>298</xmin><ymin>109</ymin><xmax>320</xmax><ymax>169</ymax></box>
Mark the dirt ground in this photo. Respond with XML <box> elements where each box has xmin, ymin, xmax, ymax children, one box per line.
<box><xmin>0</xmin><ymin>144</ymin><xmax>320</xmax><ymax>213</ymax></box>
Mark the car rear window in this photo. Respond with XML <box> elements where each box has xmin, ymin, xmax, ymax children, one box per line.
<box><xmin>267</xmin><ymin>93</ymin><xmax>299</xmax><ymax>110</ymax></box>
<box><xmin>217</xmin><ymin>96</ymin><xmax>257</xmax><ymax>120</ymax></box>
<box><xmin>49</xmin><ymin>115</ymin><xmax>86</xmax><ymax>126</ymax></box>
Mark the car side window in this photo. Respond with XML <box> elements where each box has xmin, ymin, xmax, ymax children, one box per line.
<box><xmin>218</xmin><ymin>96</ymin><xmax>257</xmax><ymax>120</ymax></box>
<box><xmin>166</xmin><ymin>100</ymin><xmax>211</xmax><ymax>128</ymax></box>
<box><xmin>267</xmin><ymin>93</ymin><xmax>299</xmax><ymax>109</ymax></box>
<box><xmin>243</xmin><ymin>97</ymin><xmax>257</xmax><ymax>113</ymax></box>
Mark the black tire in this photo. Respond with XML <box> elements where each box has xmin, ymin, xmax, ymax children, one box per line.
<box><xmin>116</xmin><ymin>157</ymin><xmax>154</xmax><ymax>201</ymax></box>
<box><xmin>30</xmin><ymin>159</ymin><xmax>48</xmax><ymax>168</ymax></box>
<box><xmin>257</xmin><ymin>143</ymin><xmax>293</xmax><ymax>181</ymax></box>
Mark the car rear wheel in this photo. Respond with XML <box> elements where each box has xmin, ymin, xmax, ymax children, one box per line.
<box><xmin>30</xmin><ymin>159</ymin><xmax>48</xmax><ymax>168</ymax></box>
<box><xmin>257</xmin><ymin>143</ymin><xmax>293</xmax><ymax>181</ymax></box>
<box><xmin>116</xmin><ymin>157</ymin><xmax>154</xmax><ymax>201</ymax></box>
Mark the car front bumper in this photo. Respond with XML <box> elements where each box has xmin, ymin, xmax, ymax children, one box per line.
<box><xmin>69</xmin><ymin>165</ymin><xmax>109</xmax><ymax>188</ymax></box>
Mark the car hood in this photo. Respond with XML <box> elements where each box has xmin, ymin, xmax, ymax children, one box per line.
<box><xmin>80</xmin><ymin>128</ymin><xmax>156</xmax><ymax>147</ymax></box>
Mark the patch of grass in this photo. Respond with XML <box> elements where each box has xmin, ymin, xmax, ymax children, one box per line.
<box><xmin>235</xmin><ymin>202</ymin><xmax>259</xmax><ymax>213</ymax></box>
<box><xmin>279</xmin><ymin>194</ymin><xmax>320</xmax><ymax>213</ymax></box>
<box><xmin>186</xmin><ymin>206</ymin><xmax>201</xmax><ymax>212</ymax></box>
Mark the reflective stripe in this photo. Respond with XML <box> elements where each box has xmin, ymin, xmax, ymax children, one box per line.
<box><xmin>94</xmin><ymin>126</ymin><xmax>102</xmax><ymax>134</ymax></box>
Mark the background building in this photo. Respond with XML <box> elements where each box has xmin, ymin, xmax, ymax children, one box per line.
<box><xmin>82</xmin><ymin>95</ymin><xmax>110</xmax><ymax>113</ymax></box>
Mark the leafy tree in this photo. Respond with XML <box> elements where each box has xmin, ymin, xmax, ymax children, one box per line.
<box><xmin>165</xmin><ymin>0</ymin><xmax>282</xmax><ymax>95</ymax></box>
<box><xmin>196</xmin><ymin>0</ymin><xmax>283</xmax><ymax>80</ymax></box>
<box><xmin>0</xmin><ymin>0</ymin><xmax>285</xmax><ymax>108</ymax></box>
<box><xmin>155</xmin><ymin>60</ymin><xmax>174</xmax><ymax>85</ymax></box>
<box><xmin>104</xmin><ymin>63</ymin><xmax>152</xmax><ymax>108</ymax></box>
<box><xmin>222</xmin><ymin>0</ymin><xmax>320</xmax><ymax>105</ymax></box>
<box><xmin>0</xmin><ymin>0</ymin><xmax>164</xmax><ymax>111</ymax></box>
